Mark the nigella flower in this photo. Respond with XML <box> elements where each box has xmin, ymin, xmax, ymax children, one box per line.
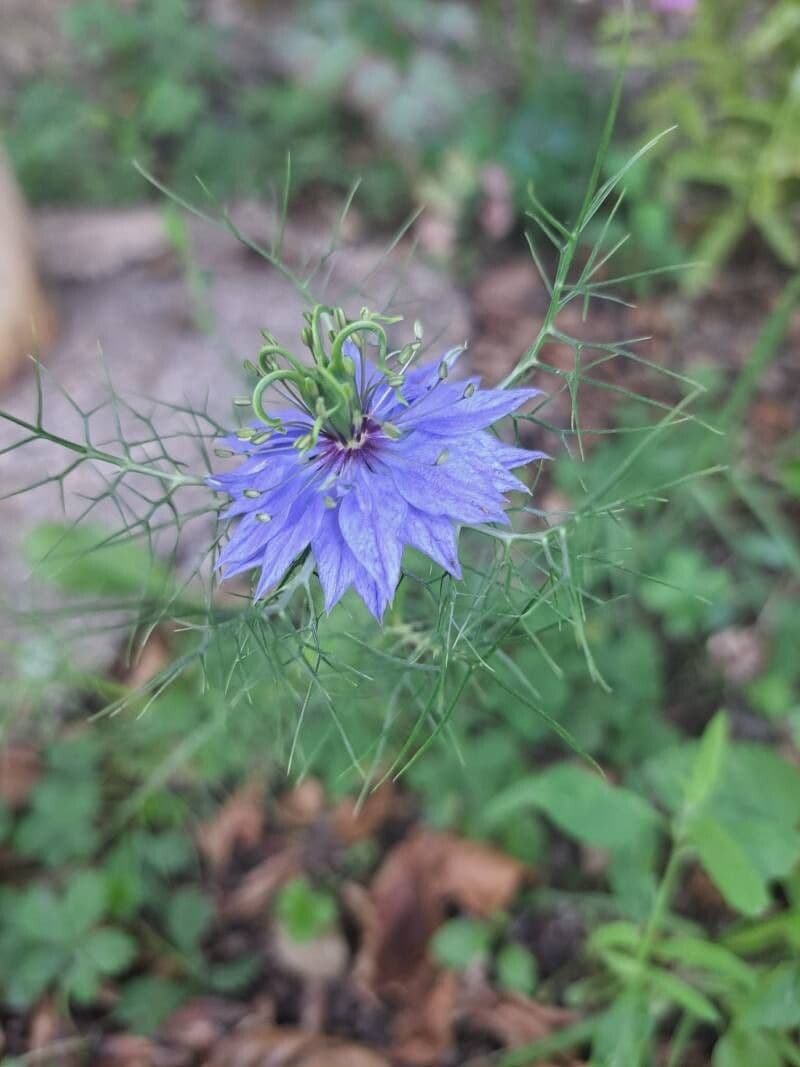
<box><xmin>210</xmin><ymin>306</ymin><xmax>545</xmax><ymax>620</ymax></box>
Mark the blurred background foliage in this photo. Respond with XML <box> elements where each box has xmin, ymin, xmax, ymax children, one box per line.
<box><xmin>4</xmin><ymin>0</ymin><xmax>796</xmax><ymax>279</ymax></box>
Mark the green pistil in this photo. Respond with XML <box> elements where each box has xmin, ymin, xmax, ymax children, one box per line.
<box><xmin>247</xmin><ymin>304</ymin><xmax>417</xmax><ymax>455</ymax></box>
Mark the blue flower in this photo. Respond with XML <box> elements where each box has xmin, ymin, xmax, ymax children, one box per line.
<box><xmin>210</xmin><ymin>311</ymin><xmax>544</xmax><ymax>620</ymax></box>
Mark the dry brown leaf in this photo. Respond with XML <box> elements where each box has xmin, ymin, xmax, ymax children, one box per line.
<box><xmin>0</xmin><ymin>743</ymin><xmax>41</xmax><ymax>809</ymax></box>
<box><xmin>204</xmin><ymin>1025</ymin><xmax>390</xmax><ymax>1067</ymax></box>
<box><xmin>96</xmin><ymin>1035</ymin><xmax>160</xmax><ymax>1067</ymax></box>
<box><xmin>458</xmin><ymin>981</ymin><xmax>575</xmax><ymax>1048</ymax></box>
<box><xmin>160</xmin><ymin>997</ymin><xmax>245</xmax><ymax>1053</ymax></box>
<box><xmin>122</xmin><ymin>631</ymin><xmax>172</xmax><ymax>691</ymax></box>
<box><xmin>222</xmin><ymin>847</ymin><xmax>300</xmax><ymax>920</ymax></box>
<box><xmin>346</xmin><ymin>830</ymin><xmax>526</xmax><ymax>1065</ymax></box>
<box><xmin>331</xmin><ymin>783</ymin><xmax>398</xmax><ymax>845</ymax></box>
<box><xmin>361</xmin><ymin>829</ymin><xmax>525</xmax><ymax>990</ymax></box>
<box><xmin>277</xmin><ymin>778</ymin><xmax>326</xmax><ymax>827</ymax></box>
<box><xmin>198</xmin><ymin>780</ymin><xmax>266</xmax><ymax>874</ymax></box>
<box><xmin>390</xmin><ymin>969</ymin><xmax>458</xmax><ymax>1067</ymax></box>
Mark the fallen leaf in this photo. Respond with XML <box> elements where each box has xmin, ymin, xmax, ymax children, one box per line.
<box><xmin>458</xmin><ymin>980</ymin><xmax>575</xmax><ymax>1048</ymax></box>
<box><xmin>277</xmin><ymin>778</ymin><xmax>325</xmax><ymax>827</ymax></box>
<box><xmin>205</xmin><ymin>1025</ymin><xmax>390</xmax><ymax>1067</ymax></box>
<box><xmin>331</xmin><ymin>783</ymin><xmax>399</xmax><ymax>845</ymax></box>
<box><xmin>223</xmin><ymin>847</ymin><xmax>300</xmax><ymax>920</ymax></box>
<box><xmin>355</xmin><ymin>830</ymin><xmax>526</xmax><ymax>992</ymax></box>
<box><xmin>198</xmin><ymin>780</ymin><xmax>266</xmax><ymax>874</ymax></box>
<box><xmin>160</xmin><ymin>997</ymin><xmax>245</xmax><ymax>1053</ymax></box>
<box><xmin>0</xmin><ymin>742</ymin><xmax>41</xmax><ymax>808</ymax></box>
<box><xmin>707</xmin><ymin>627</ymin><xmax>765</xmax><ymax>686</ymax></box>
<box><xmin>390</xmin><ymin>970</ymin><xmax>458</xmax><ymax>1067</ymax></box>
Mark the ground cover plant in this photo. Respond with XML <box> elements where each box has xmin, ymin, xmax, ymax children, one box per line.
<box><xmin>1</xmin><ymin>2</ymin><xmax>800</xmax><ymax>1065</ymax></box>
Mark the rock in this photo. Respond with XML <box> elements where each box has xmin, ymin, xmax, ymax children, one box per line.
<box><xmin>0</xmin><ymin>150</ymin><xmax>56</xmax><ymax>387</ymax></box>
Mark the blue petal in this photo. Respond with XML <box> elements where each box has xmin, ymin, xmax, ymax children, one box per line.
<box><xmin>312</xmin><ymin>509</ymin><xmax>357</xmax><ymax>612</ymax></box>
<box><xmin>338</xmin><ymin>467</ymin><xmax>407</xmax><ymax>601</ymax></box>
<box><xmin>253</xmin><ymin>492</ymin><xmax>325</xmax><ymax>599</ymax></box>
<box><xmin>397</xmin><ymin>385</ymin><xmax>541</xmax><ymax>435</ymax></box>
<box><xmin>402</xmin><ymin>508</ymin><xmax>462</xmax><ymax>578</ymax></box>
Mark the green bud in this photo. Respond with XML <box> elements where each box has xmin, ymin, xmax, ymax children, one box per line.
<box><xmin>236</xmin><ymin>428</ymin><xmax>255</xmax><ymax>440</ymax></box>
<box><xmin>438</xmin><ymin>362</ymin><xmax>449</xmax><ymax>381</ymax></box>
<box><xmin>381</xmin><ymin>422</ymin><xmax>403</xmax><ymax>440</ymax></box>
<box><xmin>436</xmin><ymin>449</ymin><xmax>449</xmax><ymax>466</ymax></box>
<box><xmin>255</xmin><ymin>512</ymin><xmax>272</xmax><ymax>523</ymax></box>
<box><xmin>214</xmin><ymin>448</ymin><xmax>235</xmax><ymax>458</ymax></box>
<box><xmin>324</xmin><ymin>496</ymin><xmax>337</xmax><ymax>509</ymax></box>
<box><xmin>463</xmin><ymin>382</ymin><xmax>476</xmax><ymax>398</ymax></box>
<box><xmin>233</xmin><ymin>396</ymin><xmax>252</xmax><ymax>407</ymax></box>
<box><xmin>252</xmin><ymin>431</ymin><xmax>273</xmax><ymax>444</ymax></box>
<box><xmin>243</xmin><ymin>489</ymin><xmax>261</xmax><ymax>499</ymax></box>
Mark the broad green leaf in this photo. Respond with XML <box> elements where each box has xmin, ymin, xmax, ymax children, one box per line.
<box><xmin>64</xmin><ymin>952</ymin><xmax>101</xmax><ymax>1004</ymax></box>
<box><xmin>687</xmin><ymin>817</ymin><xmax>770</xmax><ymax>918</ymax></box>
<box><xmin>4</xmin><ymin>946</ymin><xmax>64</xmax><ymax>1008</ymax></box>
<box><xmin>166</xmin><ymin>887</ymin><xmax>214</xmax><ymax>953</ymax></box>
<box><xmin>684</xmin><ymin>712</ymin><xmax>728</xmax><ymax>813</ymax></box>
<box><xmin>15</xmin><ymin>887</ymin><xmax>66</xmax><ymax>944</ymax></box>
<box><xmin>431</xmin><ymin>919</ymin><xmax>492</xmax><ymax>971</ymax></box>
<box><xmin>115</xmin><ymin>976</ymin><xmax>188</xmax><ymax>1035</ymax></box>
<box><xmin>63</xmin><ymin>869</ymin><xmax>108</xmax><ymax>935</ymax></box>
<box><xmin>713</xmin><ymin>1028</ymin><xmax>782</xmax><ymax>1067</ymax></box>
<box><xmin>496</xmin><ymin>943</ymin><xmax>538</xmax><ymax>995</ymax></box>
<box><xmin>741</xmin><ymin>963</ymin><xmax>800</xmax><ymax>1030</ymax></box>
<box><xmin>484</xmin><ymin>764</ymin><xmax>659</xmax><ymax>851</ymax></box>
<box><xmin>26</xmin><ymin>522</ymin><xmax>173</xmax><ymax>600</ymax></box>
<box><xmin>82</xmin><ymin>927</ymin><xmax>137</xmax><ymax>975</ymax></box>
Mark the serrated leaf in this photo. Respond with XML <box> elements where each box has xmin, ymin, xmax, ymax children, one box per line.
<box><xmin>115</xmin><ymin>976</ymin><xmax>188</xmax><ymax>1035</ymax></box>
<box><xmin>166</xmin><ymin>886</ymin><xmax>214</xmax><ymax>953</ymax></box>
<box><xmin>63</xmin><ymin>870</ymin><xmax>108</xmax><ymax>935</ymax></box>
<box><xmin>82</xmin><ymin>927</ymin><xmax>137</xmax><ymax>975</ymax></box>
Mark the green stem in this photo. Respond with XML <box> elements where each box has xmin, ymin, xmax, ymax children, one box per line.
<box><xmin>0</xmin><ymin>411</ymin><xmax>200</xmax><ymax>487</ymax></box>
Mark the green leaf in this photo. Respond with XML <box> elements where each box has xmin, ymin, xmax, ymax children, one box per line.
<box><xmin>63</xmin><ymin>869</ymin><xmax>108</xmax><ymax>935</ymax></box>
<box><xmin>431</xmin><ymin>919</ymin><xmax>492</xmax><ymax>971</ymax></box>
<box><xmin>64</xmin><ymin>952</ymin><xmax>101</xmax><ymax>1004</ymax></box>
<box><xmin>496</xmin><ymin>942</ymin><xmax>538</xmax><ymax>995</ymax></box>
<box><xmin>26</xmin><ymin>522</ymin><xmax>173</xmax><ymax>600</ymax></box>
<box><xmin>655</xmin><ymin>937</ymin><xmax>755</xmax><ymax>990</ymax></box>
<box><xmin>3</xmin><ymin>946</ymin><xmax>65</xmax><ymax>1008</ymax></box>
<box><xmin>166</xmin><ymin>887</ymin><xmax>214</xmax><ymax>953</ymax></box>
<box><xmin>741</xmin><ymin>963</ymin><xmax>800</xmax><ymax>1030</ymax></box>
<box><xmin>274</xmin><ymin>878</ymin><xmax>337</xmax><ymax>944</ymax></box>
<box><xmin>713</xmin><ymin>1027</ymin><xmax>783</xmax><ymax>1067</ymax></box>
<box><xmin>686</xmin><ymin>817</ymin><xmax>770</xmax><ymax>918</ymax></box>
<box><xmin>82</xmin><ymin>927</ymin><xmax>137</xmax><ymax>975</ymax></box>
<box><xmin>684</xmin><ymin>712</ymin><xmax>728</xmax><ymax>813</ymax></box>
<box><xmin>603</xmin><ymin>951</ymin><xmax>720</xmax><ymax>1024</ymax></box>
<box><xmin>15</xmin><ymin>887</ymin><xmax>67</xmax><ymax>944</ymax></box>
<box><xmin>484</xmin><ymin>764</ymin><xmax>659</xmax><ymax>851</ymax></box>
<box><xmin>115</xmin><ymin>976</ymin><xmax>188</xmax><ymax>1035</ymax></box>
<box><xmin>592</xmin><ymin>991</ymin><xmax>654</xmax><ymax>1067</ymax></box>
<box><xmin>208</xmin><ymin>956</ymin><xmax>260</xmax><ymax>993</ymax></box>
